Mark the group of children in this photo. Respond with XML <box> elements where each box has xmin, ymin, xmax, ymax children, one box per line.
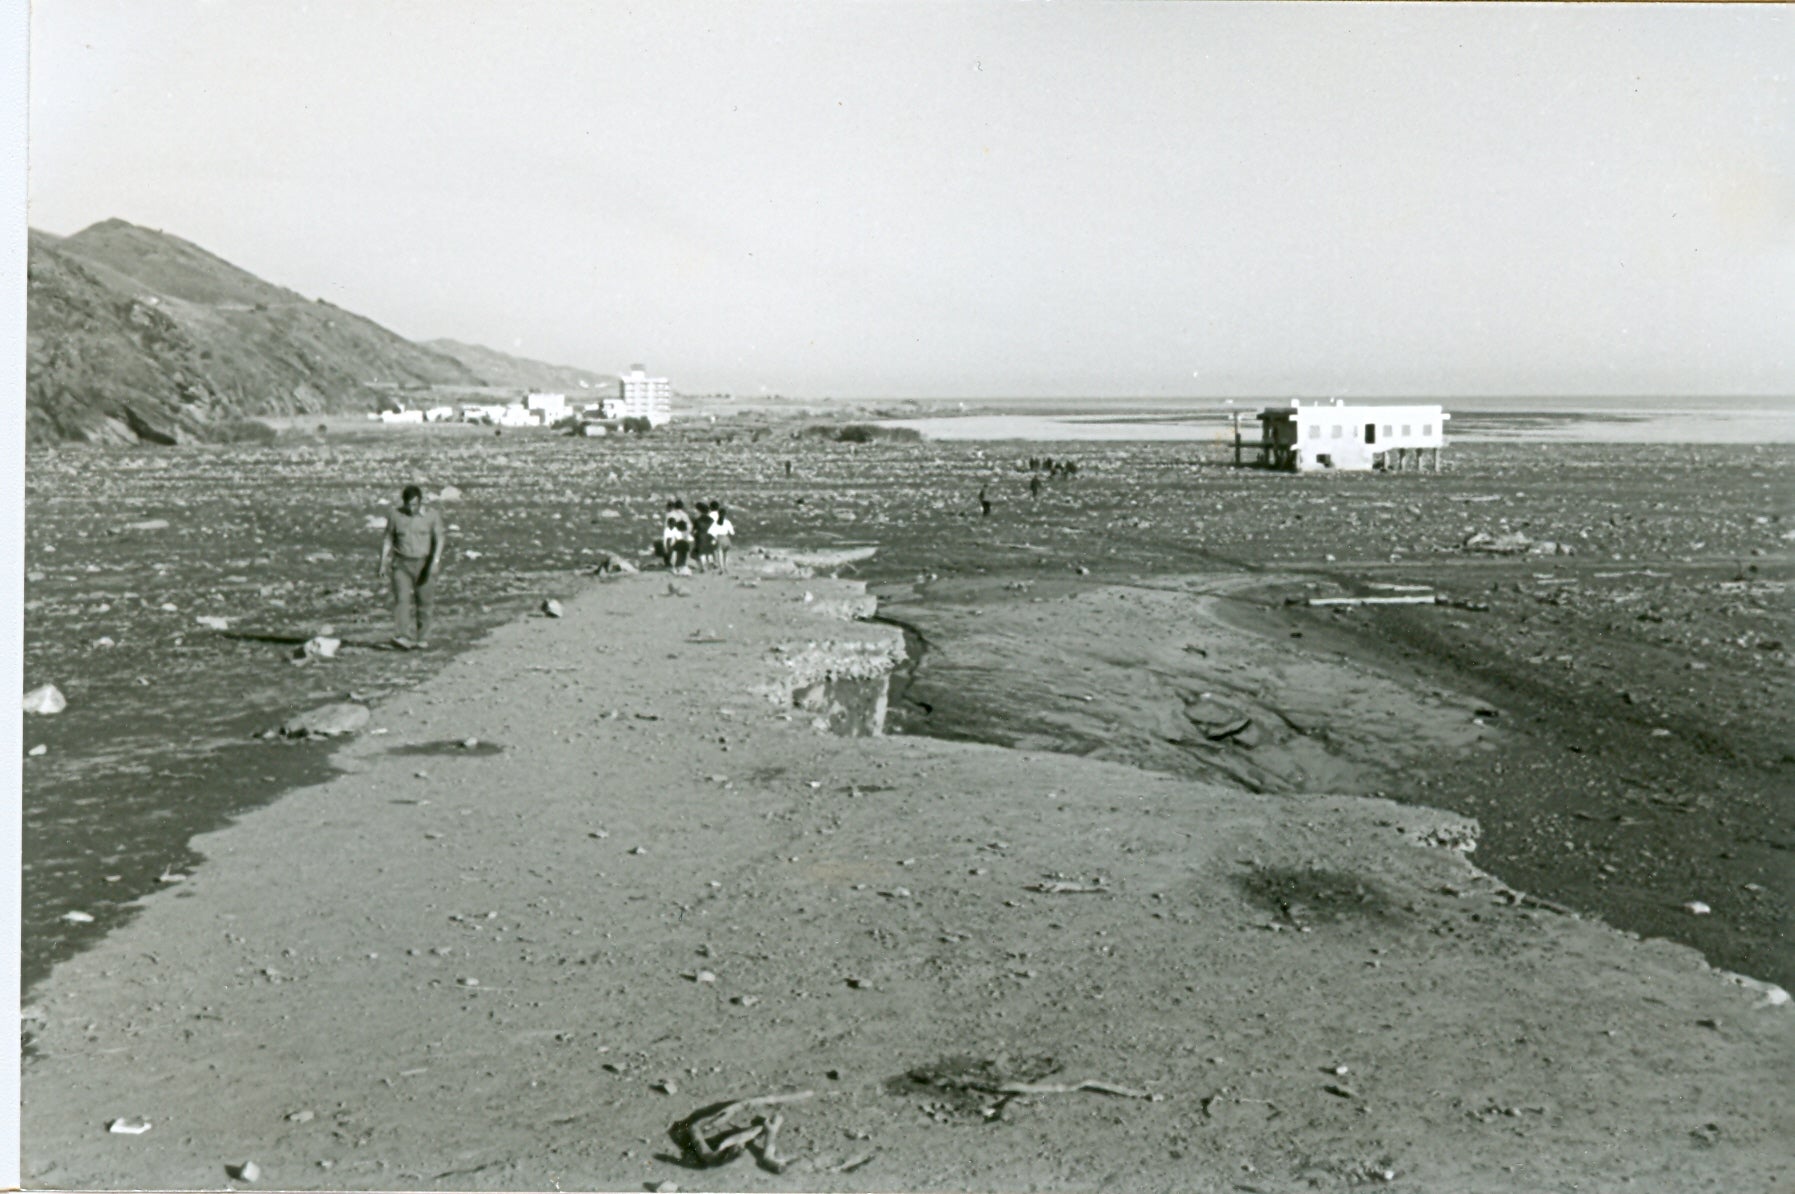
<box><xmin>656</xmin><ymin>498</ymin><xmax>735</xmax><ymax>574</ymax></box>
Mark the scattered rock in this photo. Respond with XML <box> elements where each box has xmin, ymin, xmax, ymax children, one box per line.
<box><xmin>227</xmin><ymin>1160</ymin><xmax>261</xmax><ymax>1183</ymax></box>
<box><xmin>294</xmin><ymin>636</ymin><xmax>341</xmax><ymax>661</ymax></box>
<box><xmin>1463</xmin><ymin>530</ymin><xmax>1533</xmax><ymax>555</ymax></box>
<box><xmin>1683</xmin><ymin>901</ymin><xmax>1711</xmax><ymax>916</ymax></box>
<box><xmin>24</xmin><ymin>684</ymin><xmax>67</xmax><ymax>715</ymax></box>
<box><xmin>62</xmin><ymin>910</ymin><xmax>94</xmax><ymax>924</ymax></box>
<box><xmin>278</xmin><ymin>702</ymin><xmax>371</xmax><ymax>738</ymax></box>
<box><xmin>106</xmin><ymin>1118</ymin><xmax>152</xmax><ymax>1135</ymax></box>
<box><xmin>194</xmin><ymin>615</ymin><xmax>232</xmax><ymax>630</ymax></box>
<box><xmin>120</xmin><ymin>519</ymin><xmax>170</xmax><ymax>532</ymax></box>
<box><xmin>436</xmin><ymin>485</ymin><xmax>462</xmax><ymax>501</ymax></box>
<box><xmin>28</xmin><ymin>744</ymin><xmax>47</xmax><ymax>757</ymax></box>
<box><xmin>541</xmin><ymin>598</ymin><xmax>565</xmax><ymax>618</ymax></box>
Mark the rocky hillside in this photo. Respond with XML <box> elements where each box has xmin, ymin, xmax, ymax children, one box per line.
<box><xmin>26</xmin><ymin>219</ymin><xmax>609</xmax><ymax>446</ymax></box>
<box><xmin>424</xmin><ymin>338</ymin><xmax>617</xmax><ymax>394</ymax></box>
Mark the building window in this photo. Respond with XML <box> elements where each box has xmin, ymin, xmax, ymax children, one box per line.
<box><xmin>1422</xmin><ymin>423</ymin><xmax>1432</xmax><ymax>436</ymax></box>
<box><xmin>1402</xmin><ymin>425</ymin><xmax>1412</xmax><ymax>437</ymax></box>
<box><xmin>1308</xmin><ymin>424</ymin><xmax>1320</xmax><ymax>439</ymax></box>
<box><xmin>1330</xmin><ymin>424</ymin><xmax>1342</xmax><ymax>438</ymax></box>
<box><xmin>1383</xmin><ymin>425</ymin><xmax>1392</xmax><ymax>437</ymax></box>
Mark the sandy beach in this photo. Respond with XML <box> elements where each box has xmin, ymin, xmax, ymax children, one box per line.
<box><xmin>20</xmin><ymin>560</ymin><xmax>1794</xmax><ymax>1192</ymax></box>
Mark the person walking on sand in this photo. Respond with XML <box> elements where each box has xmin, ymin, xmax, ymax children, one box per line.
<box><xmin>700</xmin><ymin>502</ymin><xmax>728</xmax><ymax>574</ymax></box>
<box><xmin>662</xmin><ymin>499</ymin><xmax>694</xmax><ymax>574</ymax></box>
<box><xmin>692</xmin><ymin>501</ymin><xmax>717</xmax><ymax>573</ymax></box>
<box><xmin>378</xmin><ymin>484</ymin><xmax>447</xmax><ymax>650</ymax></box>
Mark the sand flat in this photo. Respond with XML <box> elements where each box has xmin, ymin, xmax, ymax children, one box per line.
<box><xmin>21</xmin><ymin>570</ymin><xmax>1793</xmax><ymax>1192</ymax></box>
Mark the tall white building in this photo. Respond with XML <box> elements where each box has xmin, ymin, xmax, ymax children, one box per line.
<box><xmin>617</xmin><ymin>365</ymin><xmax>673</xmax><ymax>426</ymax></box>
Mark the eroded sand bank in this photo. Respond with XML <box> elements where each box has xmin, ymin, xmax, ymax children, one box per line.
<box><xmin>21</xmin><ymin>569</ymin><xmax>1794</xmax><ymax>1193</ymax></box>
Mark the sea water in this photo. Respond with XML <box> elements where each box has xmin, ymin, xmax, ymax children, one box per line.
<box><xmin>881</xmin><ymin>394</ymin><xmax>1795</xmax><ymax>445</ymax></box>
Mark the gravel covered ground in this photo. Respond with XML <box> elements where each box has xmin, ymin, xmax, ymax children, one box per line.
<box><xmin>24</xmin><ymin>418</ymin><xmax>1792</xmax><ymax>992</ymax></box>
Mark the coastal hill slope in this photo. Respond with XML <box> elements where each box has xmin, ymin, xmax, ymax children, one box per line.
<box><xmin>424</xmin><ymin>337</ymin><xmax>618</xmax><ymax>393</ymax></box>
<box><xmin>26</xmin><ymin>219</ymin><xmax>615</xmax><ymax>445</ymax></box>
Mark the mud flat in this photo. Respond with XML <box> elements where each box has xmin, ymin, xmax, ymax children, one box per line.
<box><xmin>20</xmin><ymin>567</ymin><xmax>1793</xmax><ymax>1193</ymax></box>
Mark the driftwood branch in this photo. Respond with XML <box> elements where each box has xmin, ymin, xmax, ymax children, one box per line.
<box><xmin>982</xmin><ymin>1078</ymin><xmax>1158</xmax><ymax>1100</ymax></box>
<box><xmin>675</xmin><ymin>1090</ymin><xmax>813</xmax><ymax>1168</ymax></box>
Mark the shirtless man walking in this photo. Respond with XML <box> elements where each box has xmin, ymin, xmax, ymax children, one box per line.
<box><xmin>378</xmin><ymin>484</ymin><xmax>447</xmax><ymax>649</ymax></box>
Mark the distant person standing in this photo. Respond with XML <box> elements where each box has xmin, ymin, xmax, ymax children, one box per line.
<box><xmin>378</xmin><ymin>484</ymin><xmax>447</xmax><ymax>650</ymax></box>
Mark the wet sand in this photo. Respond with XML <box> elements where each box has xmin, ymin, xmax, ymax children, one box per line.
<box><xmin>20</xmin><ymin>565</ymin><xmax>1795</xmax><ymax>1192</ymax></box>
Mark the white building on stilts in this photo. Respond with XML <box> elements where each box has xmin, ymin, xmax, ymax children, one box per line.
<box><xmin>1236</xmin><ymin>399</ymin><xmax>1450</xmax><ymax>472</ymax></box>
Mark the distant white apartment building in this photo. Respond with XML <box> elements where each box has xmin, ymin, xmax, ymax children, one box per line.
<box><xmin>617</xmin><ymin>364</ymin><xmax>673</xmax><ymax>426</ymax></box>
<box><xmin>1249</xmin><ymin>399</ymin><xmax>1449</xmax><ymax>472</ymax></box>
<box><xmin>526</xmin><ymin>392</ymin><xmax>568</xmax><ymax>418</ymax></box>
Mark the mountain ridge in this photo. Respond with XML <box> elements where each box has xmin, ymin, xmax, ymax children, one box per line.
<box><xmin>26</xmin><ymin>219</ymin><xmax>620</xmax><ymax>445</ymax></box>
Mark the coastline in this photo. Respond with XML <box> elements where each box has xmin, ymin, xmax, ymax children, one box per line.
<box><xmin>21</xmin><ymin>566</ymin><xmax>1794</xmax><ymax>1191</ymax></box>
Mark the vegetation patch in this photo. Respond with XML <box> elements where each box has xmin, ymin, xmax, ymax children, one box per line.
<box><xmin>1233</xmin><ymin>865</ymin><xmax>1403</xmax><ymax>927</ymax></box>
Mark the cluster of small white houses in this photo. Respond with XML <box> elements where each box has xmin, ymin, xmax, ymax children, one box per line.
<box><xmin>374</xmin><ymin>365</ymin><xmax>673</xmax><ymax>429</ymax></box>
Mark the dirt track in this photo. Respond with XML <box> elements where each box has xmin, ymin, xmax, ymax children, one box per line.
<box><xmin>21</xmin><ymin>568</ymin><xmax>1794</xmax><ymax>1192</ymax></box>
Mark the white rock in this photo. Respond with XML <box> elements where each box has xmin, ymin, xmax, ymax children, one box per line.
<box><xmin>27</xmin><ymin>744</ymin><xmax>46</xmax><ymax>757</ymax></box>
<box><xmin>301</xmin><ymin>636</ymin><xmax>341</xmax><ymax>660</ymax></box>
<box><xmin>194</xmin><ymin>615</ymin><xmax>231</xmax><ymax>630</ymax></box>
<box><xmin>24</xmin><ymin>684</ymin><xmax>67</xmax><ymax>715</ymax></box>
<box><xmin>107</xmin><ymin>1118</ymin><xmax>152</xmax><ymax>1135</ymax></box>
<box><xmin>1683</xmin><ymin>901</ymin><xmax>1711</xmax><ymax>916</ymax></box>
<box><xmin>436</xmin><ymin>485</ymin><xmax>462</xmax><ymax>500</ymax></box>
<box><xmin>366</xmin><ymin>513</ymin><xmax>389</xmax><ymax>530</ymax></box>
<box><xmin>62</xmin><ymin>910</ymin><xmax>94</xmax><ymax>923</ymax></box>
<box><xmin>228</xmin><ymin>1160</ymin><xmax>261</xmax><ymax>1183</ymax></box>
<box><xmin>542</xmin><ymin>599</ymin><xmax>564</xmax><ymax>618</ymax></box>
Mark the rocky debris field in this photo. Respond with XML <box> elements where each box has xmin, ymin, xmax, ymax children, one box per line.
<box><xmin>23</xmin><ymin>423</ymin><xmax>1792</xmax><ymax>993</ymax></box>
<box><xmin>20</xmin><ymin>573</ymin><xmax>1795</xmax><ymax>1193</ymax></box>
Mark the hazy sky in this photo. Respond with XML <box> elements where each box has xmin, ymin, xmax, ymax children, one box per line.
<box><xmin>26</xmin><ymin>1</ymin><xmax>1795</xmax><ymax>400</ymax></box>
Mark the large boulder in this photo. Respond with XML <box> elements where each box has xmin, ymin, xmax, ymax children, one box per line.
<box><xmin>23</xmin><ymin>684</ymin><xmax>67</xmax><ymax>715</ymax></box>
<box><xmin>278</xmin><ymin>702</ymin><xmax>370</xmax><ymax>738</ymax></box>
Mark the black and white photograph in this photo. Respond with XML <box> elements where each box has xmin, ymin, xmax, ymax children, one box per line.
<box><xmin>13</xmin><ymin>2</ymin><xmax>1794</xmax><ymax>1190</ymax></box>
